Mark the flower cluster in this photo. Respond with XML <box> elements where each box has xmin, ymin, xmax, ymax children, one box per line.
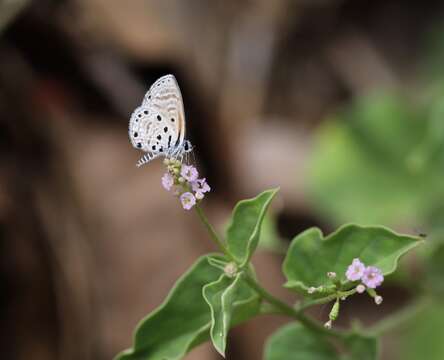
<box><xmin>346</xmin><ymin>258</ymin><xmax>384</xmax><ymax>289</ymax></box>
<box><xmin>161</xmin><ymin>159</ymin><xmax>211</xmax><ymax>210</ymax></box>
<box><xmin>321</xmin><ymin>259</ymin><xmax>385</xmax><ymax>329</ymax></box>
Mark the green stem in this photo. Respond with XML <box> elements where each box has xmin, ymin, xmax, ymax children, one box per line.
<box><xmin>296</xmin><ymin>288</ymin><xmax>357</xmax><ymax>312</ymax></box>
<box><xmin>244</xmin><ymin>275</ymin><xmax>348</xmax><ymax>339</ymax></box>
<box><xmin>194</xmin><ymin>204</ymin><xmax>233</xmax><ymax>260</ymax></box>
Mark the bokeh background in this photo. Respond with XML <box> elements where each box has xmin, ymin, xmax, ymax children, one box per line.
<box><xmin>1</xmin><ymin>1</ymin><xmax>444</xmax><ymax>359</ymax></box>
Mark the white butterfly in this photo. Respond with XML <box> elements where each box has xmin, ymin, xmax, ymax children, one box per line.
<box><xmin>128</xmin><ymin>74</ymin><xmax>193</xmax><ymax>167</ymax></box>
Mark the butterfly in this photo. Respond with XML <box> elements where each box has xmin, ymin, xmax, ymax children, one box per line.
<box><xmin>128</xmin><ymin>74</ymin><xmax>193</xmax><ymax>167</ymax></box>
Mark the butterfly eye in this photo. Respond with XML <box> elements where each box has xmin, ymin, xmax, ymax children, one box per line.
<box><xmin>137</xmin><ymin>143</ymin><xmax>142</xmax><ymax>148</ymax></box>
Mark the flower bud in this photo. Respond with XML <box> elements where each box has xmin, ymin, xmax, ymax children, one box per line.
<box><xmin>327</xmin><ymin>271</ymin><xmax>336</xmax><ymax>279</ymax></box>
<box><xmin>178</xmin><ymin>177</ymin><xmax>185</xmax><ymax>183</ymax></box>
<box><xmin>324</xmin><ymin>320</ymin><xmax>332</xmax><ymax>329</ymax></box>
<box><xmin>224</xmin><ymin>262</ymin><xmax>238</xmax><ymax>278</ymax></box>
<box><xmin>195</xmin><ymin>192</ymin><xmax>204</xmax><ymax>200</ymax></box>
<box><xmin>375</xmin><ymin>295</ymin><xmax>383</xmax><ymax>305</ymax></box>
<box><xmin>356</xmin><ymin>284</ymin><xmax>366</xmax><ymax>294</ymax></box>
<box><xmin>329</xmin><ymin>300</ymin><xmax>340</xmax><ymax>321</ymax></box>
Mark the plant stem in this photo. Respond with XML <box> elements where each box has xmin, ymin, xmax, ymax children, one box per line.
<box><xmin>296</xmin><ymin>288</ymin><xmax>357</xmax><ymax>312</ymax></box>
<box><xmin>194</xmin><ymin>204</ymin><xmax>233</xmax><ymax>260</ymax></box>
<box><xmin>243</xmin><ymin>275</ymin><xmax>348</xmax><ymax>339</ymax></box>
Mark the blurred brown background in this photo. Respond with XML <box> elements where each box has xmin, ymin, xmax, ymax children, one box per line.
<box><xmin>1</xmin><ymin>1</ymin><xmax>444</xmax><ymax>359</ymax></box>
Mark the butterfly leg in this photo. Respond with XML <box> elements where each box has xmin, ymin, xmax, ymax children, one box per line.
<box><xmin>136</xmin><ymin>152</ymin><xmax>159</xmax><ymax>167</ymax></box>
<box><xmin>170</xmin><ymin>146</ymin><xmax>183</xmax><ymax>160</ymax></box>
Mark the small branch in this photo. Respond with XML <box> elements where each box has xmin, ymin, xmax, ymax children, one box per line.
<box><xmin>244</xmin><ymin>275</ymin><xmax>349</xmax><ymax>339</ymax></box>
<box><xmin>194</xmin><ymin>204</ymin><xmax>233</xmax><ymax>261</ymax></box>
<box><xmin>296</xmin><ymin>288</ymin><xmax>357</xmax><ymax>312</ymax></box>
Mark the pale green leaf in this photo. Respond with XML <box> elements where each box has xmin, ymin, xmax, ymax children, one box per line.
<box><xmin>203</xmin><ymin>273</ymin><xmax>249</xmax><ymax>356</ymax></box>
<box><xmin>264</xmin><ymin>323</ymin><xmax>338</xmax><ymax>360</ymax></box>
<box><xmin>226</xmin><ymin>188</ymin><xmax>279</xmax><ymax>266</ymax></box>
<box><xmin>265</xmin><ymin>323</ymin><xmax>378</xmax><ymax>360</ymax></box>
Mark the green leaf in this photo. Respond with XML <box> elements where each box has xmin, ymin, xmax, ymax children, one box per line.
<box><xmin>203</xmin><ymin>273</ymin><xmax>254</xmax><ymax>356</ymax></box>
<box><xmin>226</xmin><ymin>188</ymin><xmax>279</xmax><ymax>266</ymax></box>
<box><xmin>264</xmin><ymin>323</ymin><xmax>338</xmax><ymax>360</ymax></box>
<box><xmin>207</xmin><ymin>256</ymin><xmax>229</xmax><ymax>272</ymax></box>
<box><xmin>264</xmin><ymin>323</ymin><xmax>378</xmax><ymax>360</ymax></box>
<box><xmin>342</xmin><ymin>334</ymin><xmax>378</xmax><ymax>360</ymax></box>
<box><xmin>115</xmin><ymin>255</ymin><xmax>259</xmax><ymax>360</ymax></box>
<box><xmin>283</xmin><ymin>225</ymin><xmax>422</xmax><ymax>294</ymax></box>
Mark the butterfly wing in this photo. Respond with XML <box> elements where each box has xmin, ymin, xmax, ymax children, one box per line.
<box><xmin>129</xmin><ymin>105</ymin><xmax>179</xmax><ymax>155</ymax></box>
<box><xmin>142</xmin><ymin>74</ymin><xmax>186</xmax><ymax>148</ymax></box>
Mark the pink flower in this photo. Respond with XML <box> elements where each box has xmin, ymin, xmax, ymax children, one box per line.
<box><xmin>161</xmin><ymin>172</ymin><xmax>174</xmax><ymax>191</ymax></box>
<box><xmin>180</xmin><ymin>165</ymin><xmax>199</xmax><ymax>182</ymax></box>
<box><xmin>191</xmin><ymin>178</ymin><xmax>211</xmax><ymax>194</ymax></box>
<box><xmin>362</xmin><ymin>266</ymin><xmax>384</xmax><ymax>289</ymax></box>
<box><xmin>345</xmin><ymin>258</ymin><xmax>366</xmax><ymax>281</ymax></box>
<box><xmin>180</xmin><ymin>192</ymin><xmax>196</xmax><ymax>210</ymax></box>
